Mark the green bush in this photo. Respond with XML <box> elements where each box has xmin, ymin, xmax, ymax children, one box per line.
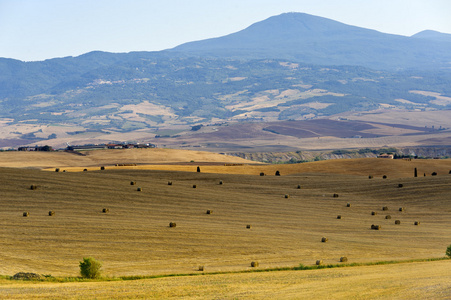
<box><xmin>79</xmin><ymin>257</ymin><xmax>102</xmax><ymax>279</ymax></box>
<box><xmin>446</xmin><ymin>245</ymin><xmax>451</xmax><ymax>258</ymax></box>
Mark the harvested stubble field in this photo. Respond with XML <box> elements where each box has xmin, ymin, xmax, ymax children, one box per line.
<box><xmin>0</xmin><ymin>153</ymin><xmax>450</xmax><ymax>298</ymax></box>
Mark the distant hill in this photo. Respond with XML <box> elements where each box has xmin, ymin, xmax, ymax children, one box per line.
<box><xmin>0</xmin><ymin>12</ymin><xmax>451</xmax><ymax>149</ymax></box>
<box><xmin>411</xmin><ymin>30</ymin><xmax>451</xmax><ymax>43</ymax></box>
<box><xmin>171</xmin><ymin>12</ymin><xmax>451</xmax><ymax>71</ymax></box>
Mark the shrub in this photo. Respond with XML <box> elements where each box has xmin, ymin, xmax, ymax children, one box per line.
<box><xmin>55</xmin><ymin>168</ymin><xmax>60</xmax><ymax>172</ymax></box>
<box><xmin>197</xmin><ymin>166</ymin><xmax>201</xmax><ymax>173</ymax></box>
<box><xmin>100</xmin><ymin>166</ymin><xmax>105</xmax><ymax>171</ymax></box>
<box><xmin>368</xmin><ymin>175</ymin><xmax>373</xmax><ymax>179</ymax></box>
<box><xmin>260</xmin><ymin>172</ymin><xmax>265</xmax><ymax>176</ymax></box>
<box><xmin>382</xmin><ymin>175</ymin><xmax>387</xmax><ymax>179</ymax></box>
<box><xmin>219</xmin><ymin>180</ymin><xmax>223</xmax><ymax>185</ymax></box>
<box><xmin>431</xmin><ymin>172</ymin><xmax>437</xmax><ymax>176</ymax></box>
<box><xmin>275</xmin><ymin>170</ymin><xmax>280</xmax><ymax>176</ymax></box>
<box><xmin>297</xmin><ymin>184</ymin><xmax>301</xmax><ymax>189</ymax></box>
<box><xmin>446</xmin><ymin>245</ymin><xmax>451</xmax><ymax>258</ymax></box>
<box><xmin>79</xmin><ymin>257</ymin><xmax>102</xmax><ymax>279</ymax></box>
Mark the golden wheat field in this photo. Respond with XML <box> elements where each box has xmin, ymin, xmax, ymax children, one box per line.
<box><xmin>0</xmin><ymin>150</ymin><xmax>450</xmax><ymax>298</ymax></box>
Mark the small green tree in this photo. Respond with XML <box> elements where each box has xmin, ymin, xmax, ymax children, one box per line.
<box><xmin>79</xmin><ymin>257</ymin><xmax>102</xmax><ymax>279</ymax></box>
<box><xmin>446</xmin><ymin>245</ymin><xmax>451</xmax><ymax>258</ymax></box>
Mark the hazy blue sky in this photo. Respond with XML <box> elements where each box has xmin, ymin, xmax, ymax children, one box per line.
<box><xmin>1</xmin><ymin>0</ymin><xmax>450</xmax><ymax>61</ymax></box>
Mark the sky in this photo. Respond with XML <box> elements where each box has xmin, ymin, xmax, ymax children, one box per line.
<box><xmin>1</xmin><ymin>0</ymin><xmax>450</xmax><ymax>61</ymax></box>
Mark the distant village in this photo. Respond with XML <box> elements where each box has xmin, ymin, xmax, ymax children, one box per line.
<box><xmin>17</xmin><ymin>143</ymin><xmax>156</xmax><ymax>152</ymax></box>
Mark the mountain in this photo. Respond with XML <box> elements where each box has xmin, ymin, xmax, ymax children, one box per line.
<box><xmin>171</xmin><ymin>12</ymin><xmax>451</xmax><ymax>71</ymax></box>
<box><xmin>411</xmin><ymin>30</ymin><xmax>451</xmax><ymax>43</ymax></box>
<box><xmin>0</xmin><ymin>12</ymin><xmax>451</xmax><ymax>149</ymax></box>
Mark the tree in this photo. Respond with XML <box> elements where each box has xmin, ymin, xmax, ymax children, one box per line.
<box><xmin>446</xmin><ymin>245</ymin><xmax>451</xmax><ymax>258</ymax></box>
<box><xmin>79</xmin><ymin>257</ymin><xmax>102</xmax><ymax>279</ymax></box>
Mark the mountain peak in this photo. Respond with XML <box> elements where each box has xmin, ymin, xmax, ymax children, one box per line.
<box><xmin>411</xmin><ymin>30</ymin><xmax>451</xmax><ymax>42</ymax></box>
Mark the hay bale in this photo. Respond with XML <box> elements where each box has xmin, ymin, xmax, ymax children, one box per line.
<box><xmin>346</xmin><ymin>203</ymin><xmax>351</xmax><ymax>207</ymax></box>
<box><xmin>414</xmin><ymin>221</ymin><xmax>420</xmax><ymax>226</ymax></box>
<box><xmin>169</xmin><ymin>222</ymin><xmax>176</xmax><ymax>227</ymax></box>
<box><xmin>55</xmin><ymin>168</ymin><xmax>60</xmax><ymax>172</ymax></box>
<box><xmin>192</xmin><ymin>184</ymin><xmax>197</xmax><ymax>188</ymax></box>
<box><xmin>198</xmin><ymin>266</ymin><xmax>204</xmax><ymax>271</ymax></box>
<box><xmin>48</xmin><ymin>211</ymin><xmax>55</xmax><ymax>216</ymax></box>
<box><xmin>130</xmin><ymin>181</ymin><xmax>136</xmax><ymax>185</ymax></box>
<box><xmin>340</xmin><ymin>257</ymin><xmax>348</xmax><ymax>262</ymax></box>
<box><xmin>30</xmin><ymin>185</ymin><xmax>38</xmax><ymax>190</ymax></box>
<box><xmin>385</xmin><ymin>215</ymin><xmax>391</xmax><ymax>219</ymax></box>
<box><xmin>398</xmin><ymin>183</ymin><xmax>403</xmax><ymax>188</ymax></box>
<box><xmin>395</xmin><ymin>220</ymin><xmax>401</xmax><ymax>225</ymax></box>
<box><xmin>368</xmin><ymin>175</ymin><xmax>373</xmax><ymax>179</ymax></box>
<box><xmin>382</xmin><ymin>175</ymin><xmax>387</xmax><ymax>179</ymax></box>
<box><xmin>102</xmin><ymin>208</ymin><xmax>109</xmax><ymax>213</ymax></box>
<box><xmin>251</xmin><ymin>261</ymin><xmax>259</xmax><ymax>267</ymax></box>
<box><xmin>321</xmin><ymin>237</ymin><xmax>328</xmax><ymax>243</ymax></box>
<box><xmin>371</xmin><ymin>211</ymin><xmax>377</xmax><ymax>215</ymax></box>
<box><xmin>431</xmin><ymin>172</ymin><xmax>437</xmax><ymax>176</ymax></box>
<box><xmin>83</xmin><ymin>169</ymin><xmax>87</xmax><ymax>172</ymax></box>
<box><xmin>285</xmin><ymin>194</ymin><xmax>289</xmax><ymax>199</ymax></box>
<box><xmin>100</xmin><ymin>166</ymin><xmax>105</xmax><ymax>170</ymax></box>
<box><xmin>337</xmin><ymin>215</ymin><xmax>342</xmax><ymax>219</ymax></box>
<box><xmin>259</xmin><ymin>172</ymin><xmax>265</xmax><ymax>176</ymax></box>
<box><xmin>382</xmin><ymin>206</ymin><xmax>388</xmax><ymax>211</ymax></box>
<box><xmin>275</xmin><ymin>170</ymin><xmax>281</xmax><ymax>176</ymax></box>
<box><xmin>168</xmin><ymin>181</ymin><xmax>173</xmax><ymax>185</ymax></box>
<box><xmin>297</xmin><ymin>184</ymin><xmax>301</xmax><ymax>189</ymax></box>
<box><xmin>23</xmin><ymin>212</ymin><xmax>29</xmax><ymax>217</ymax></box>
<box><xmin>137</xmin><ymin>187</ymin><xmax>142</xmax><ymax>192</ymax></box>
<box><xmin>316</xmin><ymin>260</ymin><xmax>323</xmax><ymax>266</ymax></box>
<box><xmin>206</xmin><ymin>210</ymin><xmax>213</xmax><ymax>215</ymax></box>
<box><xmin>371</xmin><ymin>224</ymin><xmax>381</xmax><ymax>230</ymax></box>
<box><xmin>246</xmin><ymin>225</ymin><xmax>251</xmax><ymax>229</ymax></box>
<box><xmin>219</xmin><ymin>180</ymin><xmax>223</xmax><ymax>185</ymax></box>
<box><xmin>333</xmin><ymin>193</ymin><xmax>339</xmax><ymax>198</ymax></box>
<box><xmin>399</xmin><ymin>207</ymin><xmax>405</xmax><ymax>212</ymax></box>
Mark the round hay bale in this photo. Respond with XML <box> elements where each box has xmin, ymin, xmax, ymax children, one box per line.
<box><xmin>192</xmin><ymin>184</ymin><xmax>197</xmax><ymax>188</ymax></box>
<box><xmin>337</xmin><ymin>215</ymin><xmax>342</xmax><ymax>219</ymax></box>
<box><xmin>100</xmin><ymin>166</ymin><xmax>105</xmax><ymax>170</ymax></box>
<box><xmin>259</xmin><ymin>172</ymin><xmax>265</xmax><ymax>176</ymax></box>
<box><xmin>30</xmin><ymin>185</ymin><xmax>38</xmax><ymax>190</ymax></box>
<box><xmin>297</xmin><ymin>184</ymin><xmax>301</xmax><ymax>189</ymax></box>
<box><xmin>399</xmin><ymin>207</ymin><xmax>405</xmax><ymax>212</ymax></box>
<box><xmin>395</xmin><ymin>220</ymin><xmax>401</xmax><ymax>225</ymax></box>
<box><xmin>251</xmin><ymin>261</ymin><xmax>259</xmax><ymax>267</ymax></box>
<box><xmin>275</xmin><ymin>170</ymin><xmax>281</xmax><ymax>176</ymax></box>
<box><xmin>371</xmin><ymin>224</ymin><xmax>381</xmax><ymax>230</ymax></box>
<box><xmin>23</xmin><ymin>212</ymin><xmax>29</xmax><ymax>217</ymax></box>
<box><xmin>169</xmin><ymin>222</ymin><xmax>176</xmax><ymax>228</ymax></box>
<box><xmin>382</xmin><ymin>175</ymin><xmax>387</xmax><ymax>179</ymax></box>
<box><xmin>198</xmin><ymin>266</ymin><xmax>204</xmax><ymax>271</ymax></box>
<box><xmin>55</xmin><ymin>168</ymin><xmax>60</xmax><ymax>172</ymax></box>
<box><xmin>321</xmin><ymin>237</ymin><xmax>328</xmax><ymax>243</ymax></box>
<box><xmin>102</xmin><ymin>208</ymin><xmax>109</xmax><ymax>213</ymax></box>
<box><xmin>168</xmin><ymin>181</ymin><xmax>173</xmax><ymax>185</ymax></box>
<box><xmin>219</xmin><ymin>180</ymin><xmax>223</xmax><ymax>185</ymax></box>
<box><xmin>385</xmin><ymin>215</ymin><xmax>391</xmax><ymax>219</ymax></box>
<box><xmin>316</xmin><ymin>260</ymin><xmax>323</xmax><ymax>266</ymax></box>
<box><xmin>130</xmin><ymin>181</ymin><xmax>136</xmax><ymax>185</ymax></box>
<box><xmin>206</xmin><ymin>210</ymin><xmax>213</xmax><ymax>215</ymax></box>
<box><xmin>414</xmin><ymin>221</ymin><xmax>420</xmax><ymax>226</ymax></box>
<box><xmin>333</xmin><ymin>193</ymin><xmax>339</xmax><ymax>198</ymax></box>
<box><xmin>398</xmin><ymin>183</ymin><xmax>403</xmax><ymax>188</ymax></box>
<box><xmin>48</xmin><ymin>211</ymin><xmax>55</xmax><ymax>216</ymax></box>
<box><xmin>371</xmin><ymin>211</ymin><xmax>377</xmax><ymax>215</ymax></box>
<box><xmin>83</xmin><ymin>169</ymin><xmax>88</xmax><ymax>172</ymax></box>
<box><xmin>285</xmin><ymin>194</ymin><xmax>289</xmax><ymax>199</ymax></box>
<box><xmin>368</xmin><ymin>175</ymin><xmax>373</xmax><ymax>179</ymax></box>
<box><xmin>346</xmin><ymin>203</ymin><xmax>351</xmax><ymax>207</ymax></box>
<box><xmin>382</xmin><ymin>206</ymin><xmax>389</xmax><ymax>211</ymax></box>
<box><xmin>340</xmin><ymin>257</ymin><xmax>348</xmax><ymax>262</ymax></box>
<box><xmin>137</xmin><ymin>187</ymin><xmax>142</xmax><ymax>192</ymax></box>
<box><xmin>246</xmin><ymin>225</ymin><xmax>251</xmax><ymax>229</ymax></box>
